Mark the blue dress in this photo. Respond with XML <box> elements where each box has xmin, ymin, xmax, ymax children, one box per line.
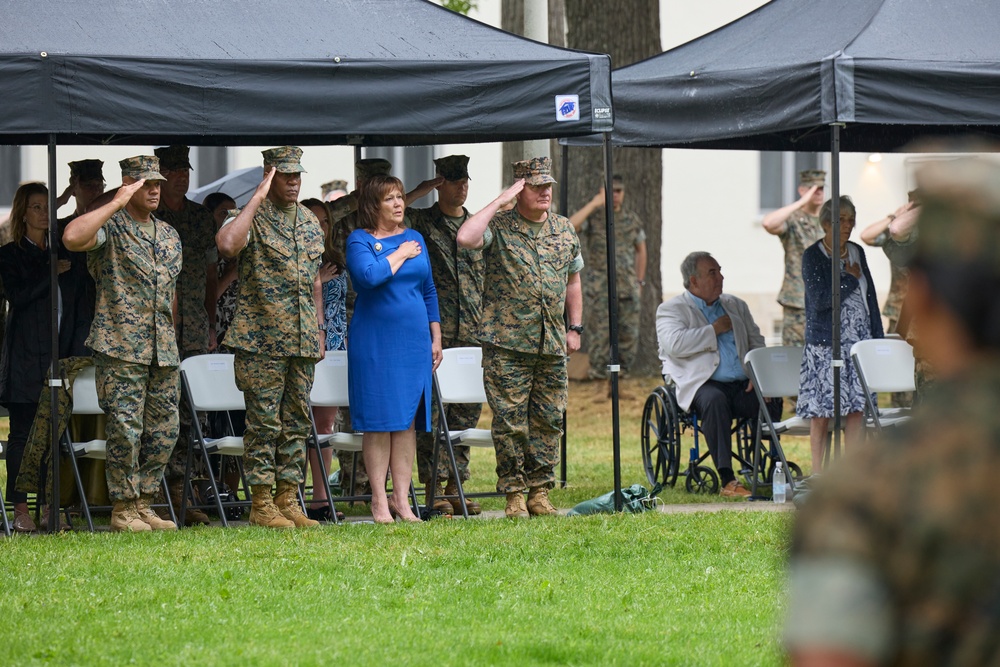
<box><xmin>346</xmin><ymin>228</ymin><xmax>440</xmax><ymax>431</ymax></box>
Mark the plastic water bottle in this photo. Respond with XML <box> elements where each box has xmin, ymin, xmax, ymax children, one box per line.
<box><xmin>772</xmin><ymin>462</ymin><xmax>787</xmax><ymax>504</ymax></box>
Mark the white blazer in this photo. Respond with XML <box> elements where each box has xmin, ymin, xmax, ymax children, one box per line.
<box><xmin>656</xmin><ymin>291</ymin><xmax>765</xmax><ymax>412</ymax></box>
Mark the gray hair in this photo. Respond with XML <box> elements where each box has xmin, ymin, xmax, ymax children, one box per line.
<box><xmin>819</xmin><ymin>195</ymin><xmax>857</xmax><ymax>226</ymax></box>
<box><xmin>681</xmin><ymin>251</ymin><xmax>713</xmax><ymax>289</ymax></box>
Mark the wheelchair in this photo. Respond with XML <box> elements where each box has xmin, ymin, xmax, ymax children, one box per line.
<box><xmin>640</xmin><ymin>382</ymin><xmax>803</xmax><ymax>495</ymax></box>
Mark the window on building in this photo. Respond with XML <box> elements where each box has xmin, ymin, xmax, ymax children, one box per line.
<box><xmin>759</xmin><ymin>152</ymin><xmax>823</xmax><ymax>211</ymax></box>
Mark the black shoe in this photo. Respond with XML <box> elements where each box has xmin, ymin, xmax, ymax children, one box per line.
<box><xmin>306</xmin><ymin>506</ymin><xmax>345</xmax><ymax>522</ymax></box>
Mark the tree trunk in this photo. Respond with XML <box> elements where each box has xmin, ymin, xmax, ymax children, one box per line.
<box><xmin>564</xmin><ymin>0</ymin><xmax>662</xmax><ymax>376</ymax></box>
<box><xmin>501</xmin><ymin>1</ymin><xmax>525</xmax><ymax>183</ymax></box>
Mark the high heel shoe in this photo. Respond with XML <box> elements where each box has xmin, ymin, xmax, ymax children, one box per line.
<box><xmin>387</xmin><ymin>498</ymin><xmax>421</xmax><ymax>523</ymax></box>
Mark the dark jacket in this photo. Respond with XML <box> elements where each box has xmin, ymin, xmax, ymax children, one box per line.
<box><xmin>802</xmin><ymin>240</ymin><xmax>884</xmax><ymax>346</ymax></box>
<box><xmin>0</xmin><ymin>239</ymin><xmax>91</xmax><ymax>406</ymax></box>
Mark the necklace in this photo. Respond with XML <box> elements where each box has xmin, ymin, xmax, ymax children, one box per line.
<box><xmin>822</xmin><ymin>238</ymin><xmax>848</xmax><ymax>259</ymax></box>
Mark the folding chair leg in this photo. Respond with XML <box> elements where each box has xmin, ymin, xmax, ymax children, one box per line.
<box><xmin>408</xmin><ymin>482</ymin><xmax>420</xmax><ymax>517</ymax></box>
<box><xmin>160</xmin><ymin>474</ymin><xmax>178</xmax><ymax>527</ymax></box>
<box><xmin>1</xmin><ymin>489</ymin><xmax>9</xmax><ymax>537</ymax></box>
<box><xmin>198</xmin><ymin>442</ymin><xmax>228</xmax><ymax>528</ymax></box>
<box><xmin>64</xmin><ymin>441</ymin><xmax>95</xmax><ymax>533</ymax></box>
<box><xmin>314</xmin><ymin>443</ymin><xmax>340</xmax><ymax>524</ymax></box>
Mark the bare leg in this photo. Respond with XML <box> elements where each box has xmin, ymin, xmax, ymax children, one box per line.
<box><xmin>845</xmin><ymin>412</ymin><xmax>866</xmax><ymax>449</ymax></box>
<box><xmin>389</xmin><ymin>426</ymin><xmax>420</xmax><ymax>522</ymax></box>
<box><xmin>810</xmin><ymin>417</ymin><xmax>830</xmax><ymax>473</ymax></box>
<box><xmin>362</xmin><ymin>432</ymin><xmax>393</xmax><ymax>524</ymax></box>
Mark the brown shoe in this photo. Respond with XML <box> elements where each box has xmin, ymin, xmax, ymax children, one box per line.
<box><xmin>249</xmin><ymin>485</ymin><xmax>295</xmax><ymax>529</ymax></box>
<box><xmin>136</xmin><ymin>496</ymin><xmax>178</xmax><ymax>531</ymax></box>
<box><xmin>40</xmin><ymin>507</ymin><xmax>72</xmax><ymax>532</ymax></box>
<box><xmin>425</xmin><ymin>483</ymin><xmax>454</xmax><ymax>516</ymax></box>
<box><xmin>444</xmin><ymin>479</ymin><xmax>481</xmax><ymax>516</ymax></box>
<box><xmin>13</xmin><ymin>510</ymin><xmax>36</xmax><ymax>533</ymax></box>
<box><xmin>111</xmin><ymin>500</ymin><xmax>152</xmax><ymax>532</ymax></box>
<box><xmin>526</xmin><ymin>487</ymin><xmax>559</xmax><ymax>516</ymax></box>
<box><xmin>167</xmin><ymin>481</ymin><xmax>210</xmax><ymax>526</ymax></box>
<box><xmin>274</xmin><ymin>482</ymin><xmax>319</xmax><ymax>528</ymax></box>
<box><xmin>720</xmin><ymin>480</ymin><xmax>751</xmax><ymax>498</ymax></box>
<box><xmin>505</xmin><ymin>492</ymin><xmax>529</xmax><ymax>519</ymax></box>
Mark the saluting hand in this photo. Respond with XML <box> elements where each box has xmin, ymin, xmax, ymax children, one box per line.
<box><xmin>113</xmin><ymin>179</ymin><xmax>146</xmax><ymax>209</ymax></box>
<box><xmin>253</xmin><ymin>167</ymin><xmax>277</xmax><ymax>201</ymax></box>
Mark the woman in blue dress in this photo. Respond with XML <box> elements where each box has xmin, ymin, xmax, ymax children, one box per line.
<box><xmin>303</xmin><ymin>198</ymin><xmax>349</xmax><ymax>520</ymax></box>
<box><xmin>797</xmin><ymin>196</ymin><xmax>883</xmax><ymax>472</ymax></box>
<box><xmin>346</xmin><ymin>175</ymin><xmax>441</xmax><ymax>523</ymax></box>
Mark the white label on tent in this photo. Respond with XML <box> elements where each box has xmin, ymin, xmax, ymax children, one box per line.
<box><xmin>876</xmin><ymin>345</ymin><xmax>891</xmax><ymax>355</ymax></box>
<box><xmin>208</xmin><ymin>360</ymin><xmax>227</xmax><ymax>371</ymax></box>
<box><xmin>325</xmin><ymin>356</ymin><xmax>346</xmax><ymax>367</ymax></box>
<box><xmin>456</xmin><ymin>354</ymin><xmax>477</xmax><ymax>365</ymax></box>
<box><xmin>555</xmin><ymin>95</ymin><xmax>580</xmax><ymax>122</ymax></box>
<box><xmin>771</xmin><ymin>351</ymin><xmax>788</xmax><ymax>362</ymax></box>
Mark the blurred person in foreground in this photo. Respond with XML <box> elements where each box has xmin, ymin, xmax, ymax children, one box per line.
<box><xmin>785</xmin><ymin>156</ymin><xmax>1000</xmax><ymax>666</ymax></box>
<box><xmin>346</xmin><ymin>174</ymin><xmax>441</xmax><ymax>524</ymax></box>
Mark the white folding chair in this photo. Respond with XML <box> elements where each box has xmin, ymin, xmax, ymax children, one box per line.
<box><xmin>179</xmin><ymin>354</ymin><xmax>251</xmax><ymax>527</ymax></box>
<box><xmin>432</xmin><ymin>347</ymin><xmax>495</xmax><ymax>518</ymax></box>
<box><xmin>309</xmin><ymin>352</ymin><xmax>363</xmax><ymax>520</ymax></box>
<box><xmin>744</xmin><ymin>346</ymin><xmax>812</xmax><ymax>497</ymax></box>
<box><xmin>850</xmin><ymin>339</ymin><xmax>915</xmax><ymax>433</ymax></box>
<box><xmin>62</xmin><ymin>365</ymin><xmax>176</xmax><ymax>532</ymax></box>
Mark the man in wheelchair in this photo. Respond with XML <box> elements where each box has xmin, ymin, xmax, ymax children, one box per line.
<box><xmin>656</xmin><ymin>251</ymin><xmax>772</xmax><ymax>498</ymax></box>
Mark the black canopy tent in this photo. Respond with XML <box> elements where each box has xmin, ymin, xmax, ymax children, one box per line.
<box><xmin>0</xmin><ymin>0</ymin><xmax>615</xmax><ymax>528</ymax></box>
<box><xmin>566</xmin><ymin>0</ymin><xmax>1000</xmax><ymax>494</ymax></box>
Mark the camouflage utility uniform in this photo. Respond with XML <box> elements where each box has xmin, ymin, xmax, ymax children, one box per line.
<box><xmin>224</xmin><ymin>198</ymin><xmax>324</xmax><ymax>487</ymax></box>
<box><xmin>408</xmin><ymin>203</ymin><xmax>485</xmax><ymax>484</ymax></box>
<box><xmin>580</xmin><ymin>208</ymin><xmax>646</xmax><ymax>378</ymax></box>
<box><xmin>156</xmin><ymin>198</ymin><xmax>218</xmax><ymax>482</ymax></box>
<box><xmin>778</xmin><ymin>210</ymin><xmax>824</xmax><ymax>346</ymax></box>
<box><xmin>877</xmin><ymin>231</ymin><xmax>916</xmax><ymax>407</ymax></box>
<box><xmin>87</xmin><ymin>209</ymin><xmax>182</xmax><ymax>501</ymax></box>
<box><xmin>786</xmin><ymin>365</ymin><xmax>1000</xmax><ymax>663</ymax></box>
<box><xmin>480</xmin><ymin>209</ymin><xmax>583</xmax><ymax>493</ymax></box>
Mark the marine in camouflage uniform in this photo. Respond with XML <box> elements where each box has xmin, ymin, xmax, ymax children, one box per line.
<box><xmin>407</xmin><ymin>155</ymin><xmax>485</xmax><ymax>512</ymax></box>
<box><xmin>154</xmin><ymin>146</ymin><xmax>220</xmax><ymax>506</ymax></box>
<box><xmin>785</xmin><ymin>156</ymin><xmax>1000</xmax><ymax>666</ymax></box>
<box><xmin>569</xmin><ymin>176</ymin><xmax>647</xmax><ymax>379</ymax></box>
<box><xmin>64</xmin><ymin>155</ymin><xmax>182</xmax><ymax>532</ymax></box>
<box><xmin>457</xmin><ymin>157</ymin><xmax>584</xmax><ymax>518</ymax></box>
<box><xmin>217</xmin><ymin>147</ymin><xmax>324</xmax><ymax>528</ymax></box>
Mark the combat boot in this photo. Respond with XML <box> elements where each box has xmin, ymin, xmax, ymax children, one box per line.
<box><xmin>444</xmin><ymin>479</ymin><xmax>481</xmax><ymax>516</ymax></box>
<box><xmin>249</xmin><ymin>485</ymin><xmax>295</xmax><ymax>529</ymax></box>
<box><xmin>273</xmin><ymin>481</ymin><xmax>319</xmax><ymax>528</ymax></box>
<box><xmin>527</xmin><ymin>487</ymin><xmax>559</xmax><ymax>516</ymax></box>
<box><xmin>110</xmin><ymin>500</ymin><xmax>152</xmax><ymax>532</ymax></box>
<box><xmin>168</xmin><ymin>480</ymin><xmax>210</xmax><ymax>526</ymax></box>
<box><xmin>136</xmin><ymin>495</ymin><xmax>178</xmax><ymax>531</ymax></box>
<box><xmin>426</xmin><ymin>482</ymin><xmax>454</xmax><ymax>516</ymax></box>
<box><xmin>505</xmin><ymin>492</ymin><xmax>529</xmax><ymax>519</ymax></box>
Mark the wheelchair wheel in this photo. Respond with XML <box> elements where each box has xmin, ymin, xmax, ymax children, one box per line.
<box><xmin>685</xmin><ymin>465</ymin><xmax>720</xmax><ymax>495</ymax></box>
<box><xmin>641</xmin><ymin>386</ymin><xmax>682</xmax><ymax>488</ymax></box>
<box><xmin>766</xmin><ymin>459</ymin><xmax>805</xmax><ymax>484</ymax></box>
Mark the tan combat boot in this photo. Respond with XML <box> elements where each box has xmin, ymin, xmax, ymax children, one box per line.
<box><xmin>168</xmin><ymin>480</ymin><xmax>210</xmax><ymax>526</ymax></box>
<box><xmin>505</xmin><ymin>492</ymin><xmax>529</xmax><ymax>519</ymax></box>
<box><xmin>273</xmin><ymin>481</ymin><xmax>319</xmax><ymax>528</ymax></box>
<box><xmin>426</xmin><ymin>482</ymin><xmax>454</xmax><ymax>516</ymax></box>
<box><xmin>136</xmin><ymin>495</ymin><xmax>178</xmax><ymax>531</ymax></box>
<box><xmin>110</xmin><ymin>500</ymin><xmax>152</xmax><ymax>532</ymax></box>
<box><xmin>444</xmin><ymin>479</ymin><xmax>481</xmax><ymax>516</ymax></box>
<box><xmin>249</xmin><ymin>485</ymin><xmax>295</xmax><ymax>529</ymax></box>
<box><xmin>526</xmin><ymin>487</ymin><xmax>559</xmax><ymax>516</ymax></box>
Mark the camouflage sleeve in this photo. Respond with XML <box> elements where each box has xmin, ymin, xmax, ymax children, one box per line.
<box><xmin>784</xmin><ymin>558</ymin><xmax>893</xmax><ymax>663</ymax></box>
<box><xmin>635</xmin><ymin>226</ymin><xmax>647</xmax><ymax>245</ymax></box>
<box><xmin>569</xmin><ymin>252</ymin><xmax>584</xmax><ymax>274</ymax></box>
<box><xmin>330</xmin><ymin>193</ymin><xmax>355</xmax><ymax>223</ymax></box>
<box><xmin>90</xmin><ymin>226</ymin><xmax>108</xmax><ymax>251</ymax></box>
<box><xmin>480</xmin><ymin>226</ymin><xmax>495</xmax><ymax>250</ymax></box>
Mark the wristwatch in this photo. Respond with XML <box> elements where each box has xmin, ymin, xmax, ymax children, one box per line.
<box><xmin>568</xmin><ymin>324</ymin><xmax>584</xmax><ymax>334</ymax></box>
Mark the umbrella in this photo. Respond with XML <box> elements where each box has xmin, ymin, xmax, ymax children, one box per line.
<box><xmin>187</xmin><ymin>166</ymin><xmax>263</xmax><ymax>207</ymax></box>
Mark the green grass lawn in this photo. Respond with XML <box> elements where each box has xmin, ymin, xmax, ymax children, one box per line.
<box><xmin>1</xmin><ymin>378</ymin><xmax>798</xmax><ymax>665</ymax></box>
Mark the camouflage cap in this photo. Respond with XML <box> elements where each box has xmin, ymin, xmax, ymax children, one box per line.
<box><xmin>262</xmin><ymin>146</ymin><xmax>306</xmax><ymax>174</ymax></box>
<box><xmin>911</xmin><ymin>157</ymin><xmax>1000</xmax><ymax>271</ymax></box>
<box><xmin>355</xmin><ymin>158</ymin><xmax>392</xmax><ymax>182</ymax></box>
<box><xmin>434</xmin><ymin>154</ymin><xmax>471</xmax><ymax>181</ymax></box>
<box><xmin>154</xmin><ymin>145</ymin><xmax>193</xmax><ymax>171</ymax></box>
<box><xmin>512</xmin><ymin>156</ymin><xmax>557</xmax><ymax>186</ymax></box>
<box><xmin>68</xmin><ymin>159</ymin><xmax>104</xmax><ymax>182</ymax></box>
<box><xmin>119</xmin><ymin>155</ymin><xmax>166</xmax><ymax>182</ymax></box>
<box><xmin>799</xmin><ymin>169</ymin><xmax>827</xmax><ymax>187</ymax></box>
<box><xmin>321</xmin><ymin>179</ymin><xmax>349</xmax><ymax>197</ymax></box>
